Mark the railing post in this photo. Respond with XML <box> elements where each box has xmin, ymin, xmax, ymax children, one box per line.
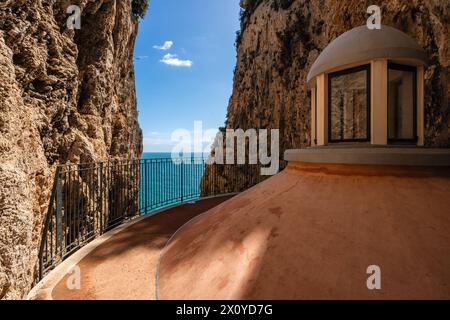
<box><xmin>38</xmin><ymin>166</ymin><xmax>61</xmax><ymax>281</ymax></box>
<box><xmin>180</xmin><ymin>159</ymin><xmax>183</xmax><ymax>203</ymax></box>
<box><xmin>55</xmin><ymin>170</ymin><xmax>63</xmax><ymax>259</ymax></box>
<box><xmin>144</xmin><ymin>159</ymin><xmax>148</xmax><ymax>213</ymax></box>
<box><xmin>99</xmin><ymin>162</ymin><xmax>104</xmax><ymax>233</ymax></box>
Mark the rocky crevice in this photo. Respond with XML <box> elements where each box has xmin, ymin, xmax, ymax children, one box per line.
<box><xmin>0</xmin><ymin>0</ymin><xmax>143</xmax><ymax>299</ymax></box>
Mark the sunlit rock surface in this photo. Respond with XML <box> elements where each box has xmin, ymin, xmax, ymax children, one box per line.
<box><xmin>0</xmin><ymin>1</ymin><xmax>142</xmax><ymax>299</ymax></box>
<box><xmin>202</xmin><ymin>0</ymin><xmax>450</xmax><ymax>193</ymax></box>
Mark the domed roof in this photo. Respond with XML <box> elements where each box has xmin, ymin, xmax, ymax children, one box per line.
<box><xmin>307</xmin><ymin>25</ymin><xmax>427</xmax><ymax>84</ymax></box>
<box><xmin>156</xmin><ymin>161</ymin><xmax>450</xmax><ymax>299</ymax></box>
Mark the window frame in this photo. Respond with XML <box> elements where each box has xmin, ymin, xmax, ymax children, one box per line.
<box><xmin>314</xmin><ymin>85</ymin><xmax>318</xmax><ymax>145</ymax></box>
<box><xmin>327</xmin><ymin>64</ymin><xmax>372</xmax><ymax>143</ymax></box>
<box><xmin>387</xmin><ymin>63</ymin><xmax>418</xmax><ymax>145</ymax></box>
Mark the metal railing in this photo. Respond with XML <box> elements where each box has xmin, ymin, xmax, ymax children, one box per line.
<box><xmin>36</xmin><ymin>157</ymin><xmax>286</xmax><ymax>283</ymax></box>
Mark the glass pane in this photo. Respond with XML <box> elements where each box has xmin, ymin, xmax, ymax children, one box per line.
<box><xmin>388</xmin><ymin>68</ymin><xmax>415</xmax><ymax>140</ymax></box>
<box><xmin>330</xmin><ymin>69</ymin><xmax>368</xmax><ymax>141</ymax></box>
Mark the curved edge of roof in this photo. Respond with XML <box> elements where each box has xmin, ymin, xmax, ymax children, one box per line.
<box><xmin>284</xmin><ymin>148</ymin><xmax>450</xmax><ymax>167</ymax></box>
<box><xmin>307</xmin><ymin>25</ymin><xmax>428</xmax><ymax>84</ymax></box>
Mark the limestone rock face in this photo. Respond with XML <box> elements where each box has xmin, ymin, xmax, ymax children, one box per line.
<box><xmin>228</xmin><ymin>0</ymin><xmax>450</xmax><ymax>151</ymax></box>
<box><xmin>0</xmin><ymin>0</ymin><xmax>142</xmax><ymax>299</ymax></box>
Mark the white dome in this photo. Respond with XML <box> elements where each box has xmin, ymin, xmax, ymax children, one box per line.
<box><xmin>307</xmin><ymin>25</ymin><xmax>427</xmax><ymax>84</ymax></box>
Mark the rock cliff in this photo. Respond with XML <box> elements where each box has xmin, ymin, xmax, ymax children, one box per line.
<box><xmin>0</xmin><ymin>0</ymin><xmax>143</xmax><ymax>299</ymax></box>
<box><xmin>228</xmin><ymin>0</ymin><xmax>450</xmax><ymax>152</ymax></box>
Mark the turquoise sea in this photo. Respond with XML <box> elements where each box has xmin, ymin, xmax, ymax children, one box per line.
<box><xmin>139</xmin><ymin>153</ymin><xmax>209</xmax><ymax>214</ymax></box>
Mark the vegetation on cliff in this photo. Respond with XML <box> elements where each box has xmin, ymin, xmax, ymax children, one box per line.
<box><xmin>132</xmin><ymin>0</ymin><xmax>149</xmax><ymax>19</ymax></box>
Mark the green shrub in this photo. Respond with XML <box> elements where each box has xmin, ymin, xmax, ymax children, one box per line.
<box><xmin>132</xmin><ymin>0</ymin><xmax>149</xmax><ymax>19</ymax></box>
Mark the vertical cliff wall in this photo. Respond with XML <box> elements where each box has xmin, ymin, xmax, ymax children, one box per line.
<box><xmin>0</xmin><ymin>0</ymin><xmax>143</xmax><ymax>299</ymax></box>
<box><xmin>228</xmin><ymin>0</ymin><xmax>450</xmax><ymax>153</ymax></box>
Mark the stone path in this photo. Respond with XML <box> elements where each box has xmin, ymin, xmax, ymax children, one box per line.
<box><xmin>45</xmin><ymin>196</ymin><xmax>232</xmax><ymax>300</ymax></box>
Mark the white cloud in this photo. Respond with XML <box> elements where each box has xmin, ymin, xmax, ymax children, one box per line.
<box><xmin>160</xmin><ymin>53</ymin><xmax>193</xmax><ymax>68</ymax></box>
<box><xmin>153</xmin><ymin>41</ymin><xmax>174</xmax><ymax>50</ymax></box>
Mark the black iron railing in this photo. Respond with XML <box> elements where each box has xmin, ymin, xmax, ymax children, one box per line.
<box><xmin>36</xmin><ymin>157</ymin><xmax>286</xmax><ymax>283</ymax></box>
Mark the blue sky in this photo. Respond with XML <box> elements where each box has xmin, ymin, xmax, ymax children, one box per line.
<box><xmin>134</xmin><ymin>0</ymin><xmax>241</xmax><ymax>152</ymax></box>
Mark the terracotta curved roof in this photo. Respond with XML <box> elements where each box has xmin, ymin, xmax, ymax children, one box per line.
<box><xmin>157</xmin><ymin>161</ymin><xmax>450</xmax><ymax>299</ymax></box>
<box><xmin>307</xmin><ymin>25</ymin><xmax>427</xmax><ymax>84</ymax></box>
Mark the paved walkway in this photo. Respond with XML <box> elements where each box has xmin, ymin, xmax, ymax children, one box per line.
<box><xmin>45</xmin><ymin>196</ymin><xmax>233</xmax><ymax>300</ymax></box>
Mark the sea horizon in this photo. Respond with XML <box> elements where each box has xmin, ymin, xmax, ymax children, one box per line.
<box><xmin>141</xmin><ymin>152</ymin><xmax>210</xmax><ymax>159</ymax></box>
